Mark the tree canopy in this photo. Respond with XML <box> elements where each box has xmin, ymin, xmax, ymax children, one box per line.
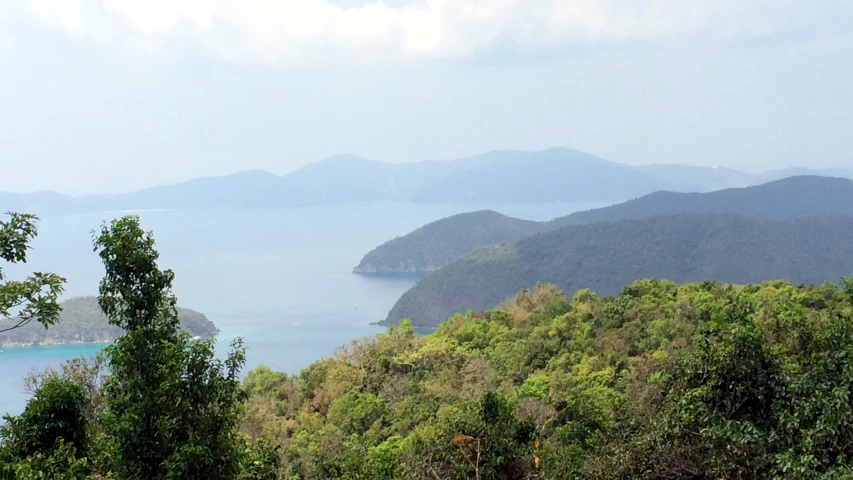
<box><xmin>1</xmin><ymin>215</ymin><xmax>274</xmax><ymax>479</ymax></box>
<box><xmin>0</xmin><ymin>212</ymin><xmax>65</xmax><ymax>334</ymax></box>
<box><xmin>241</xmin><ymin>278</ymin><xmax>853</xmax><ymax>479</ymax></box>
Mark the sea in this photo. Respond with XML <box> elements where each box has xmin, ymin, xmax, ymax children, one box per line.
<box><xmin>0</xmin><ymin>201</ymin><xmax>610</xmax><ymax>415</ymax></box>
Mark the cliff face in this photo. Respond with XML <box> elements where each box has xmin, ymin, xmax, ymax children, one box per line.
<box><xmin>0</xmin><ymin>297</ymin><xmax>219</xmax><ymax>348</ymax></box>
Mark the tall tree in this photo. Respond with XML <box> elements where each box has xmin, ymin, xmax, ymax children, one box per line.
<box><xmin>93</xmin><ymin>216</ymin><xmax>247</xmax><ymax>480</ymax></box>
<box><xmin>0</xmin><ymin>212</ymin><xmax>65</xmax><ymax>334</ymax></box>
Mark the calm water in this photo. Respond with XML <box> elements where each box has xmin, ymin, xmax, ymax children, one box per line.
<box><xmin>0</xmin><ymin>201</ymin><xmax>610</xmax><ymax>414</ymax></box>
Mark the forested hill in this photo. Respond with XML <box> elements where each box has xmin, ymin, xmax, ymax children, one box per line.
<box><xmin>357</xmin><ymin>175</ymin><xmax>853</xmax><ymax>275</ymax></box>
<box><xmin>550</xmin><ymin>175</ymin><xmax>853</xmax><ymax>228</ymax></box>
<box><xmin>0</xmin><ymin>296</ymin><xmax>219</xmax><ymax>347</ymax></box>
<box><xmin>383</xmin><ymin>213</ymin><xmax>853</xmax><ymax>327</ymax></box>
<box><xmin>354</xmin><ymin>211</ymin><xmax>544</xmax><ymax>274</ymax></box>
<box><xmin>243</xmin><ymin>279</ymin><xmax>853</xmax><ymax>478</ymax></box>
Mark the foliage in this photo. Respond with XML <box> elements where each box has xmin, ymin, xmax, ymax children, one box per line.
<box><xmin>0</xmin><ymin>378</ymin><xmax>90</xmax><ymax>479</ymax></box>
<box><xmin>0</xmin><ymin>440</ymin><xmax>89</xmax><ymax>480</ymax></box>
<box><xmin>386</xmin><ymin>213</ymin><xmax>853</xmax><ymax>327</ymax></box>
<box><xmin>241</xmin><ymin>278</ymin><xmax>853</xmax><ymax>479</ymax></box>
<box><xmin>591</xmin><ymin>281</ymin><xmax>853</xmax><ymax>479</ymax></box>
<box><xmin>0</xmin><ymin>212</ymin><xmax>66</xmax><ymax>334</ymax></box>
<box><xmin>91</xmin><ymin>215</ymin><xmax>248</xmax><ymax>480</ymax></box>
<box><xmin>1</xmin><ymin>215</ymin><xmax>271</xmax><ymax>479</ymax></box>
<box><xmin>23</xmin><ymin>354</ymin><xmax>107</xmax><ymax>433</ymax></box>
<box><xmin>238</xmin><ymin>437</ymin><xmax>281</xmax><ymax>480</ymax></box>
<box><xmin>1</xmin><ymin>377</ymin><xmax>89</xmax><ymax>460</ymax></box>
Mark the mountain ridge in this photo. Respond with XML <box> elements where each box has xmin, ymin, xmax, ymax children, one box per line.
<box><xmin>383</xmin><ymin>213</ymin><xmax>853</xmax><ymax>327</ymax></box>
<box><xmin>6</xmin><ymin>148</ymin><xmax>852</xmax><ymax>215</ymax></box>
<box><xmin>356</xmin><ymin>175</ymin><xmax>853</xmax><ymax>275</ymax></box>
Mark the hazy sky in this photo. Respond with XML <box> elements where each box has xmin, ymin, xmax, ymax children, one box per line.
<box><xmin>1</xmin><ymin>1</ymin><xmax>852</xmax><ymax>194</ymax></box>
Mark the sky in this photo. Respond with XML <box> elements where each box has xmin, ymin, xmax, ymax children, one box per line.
<box><xmin>0</xmin><ymin>1</ymin><xmax>851</xmax><ymax>194</ymax></box>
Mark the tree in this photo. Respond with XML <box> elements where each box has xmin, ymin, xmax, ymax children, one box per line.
<box><xmin>0</xmin><ymin>212</ymin><xmax>65</xmax><ymax>334</ymax></box>
<box><xmin>1</xmin><ymin>377</ymin><xmax>89</xmax><ymax>459</ymax></box>
<box><xmin>0</xmin><ymin>377</ymin><xmax>90</xmax><ymax>480</ymax></box>
<box><xmin>24</xmin><ymin>353</ymin><xmax>108</xmax><ymax>433</ymax></box>
<box><xmin>92</xmin><ymin>216</ymin><xmax>247</xmax><ymax>480</ymax></box>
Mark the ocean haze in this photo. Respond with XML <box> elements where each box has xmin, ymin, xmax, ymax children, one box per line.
<box><xmin>1</xmin><ymin>1</ymin><xmax>852</xmax><ymax>194</ymax></box>
<box><xmin>6</xmin><ymin>147</ymin><xmax>853</xmax><ymax>216</ymax></box>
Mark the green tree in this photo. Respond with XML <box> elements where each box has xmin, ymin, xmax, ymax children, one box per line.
<box><xmin>1</xmin><ymin>377</ymin><xmax>89</xmax><ymax>459</ymax></box>
<box><xmin>327</xmin><ymin>392</ymin><xmax>388</xmax><ymax>436</ymax></box>
<box><xmin>0</xmin><ymin>440</ymin><xmax>89</xmax><ymax>480</ymax></box>
<box><xmin>0</xmin><ymin>378</ymin><xmax>90</xmax><ymax>480</ymax></box>
<box><xmin>0</xmin><ymin>212</ymin><xmax>65</xmax><ymax>334</ymax></box>
<box><xmin>93</xmin><ymin>216</ymin><xmax>247</xmax><ymax>479</ymax></box>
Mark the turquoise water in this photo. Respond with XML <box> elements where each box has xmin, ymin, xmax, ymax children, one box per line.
<box><xmin>0</xmin><ymin>201</ymin><xmax>610</xmax><ymax>415</ymax></box>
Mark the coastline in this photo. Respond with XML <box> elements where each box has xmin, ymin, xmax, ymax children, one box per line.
<box><xmin>0</xmin><ymin>338</ymin><xmax>113</xmax><ymax>349</ymax></box>
<box><xmin>0</xmin><ymin>332</ymin><xmax>217</xmax><ymax>349</ymax></box>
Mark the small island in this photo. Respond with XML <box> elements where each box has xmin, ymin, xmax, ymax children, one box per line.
<box><xmin>0</xmin><ymin>296</ymin><xmax>219</xmax><ymax>348</ymax></box>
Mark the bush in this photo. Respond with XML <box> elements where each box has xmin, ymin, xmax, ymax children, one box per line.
<box><xmin>1</xmin><ymin>377</ymin><xmax>89</xmax><ymax>460</ymax></box>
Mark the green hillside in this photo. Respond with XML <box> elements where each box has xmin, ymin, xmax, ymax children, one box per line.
<box><xmin>357</xmin><ymin>175</ymin><xmax>853</xmax><ymax>276</ymax></box>
<box><xmin>0</xmin><ymin>296</ymin><xmax>219</xmax><ymax>347</ymax></box>
<box><xmin>354</xmin><ymin>210</ymin><xmax>543</xmax><ymax>274</ymax></box>
<box><xmin>242</xmin><ymin>278</ymin><xmax>853</xmax><ymax>478</ymax></box>
<box><xmin>383</xmin><ymin>213</ymin><xmax>853</xmax><ymax>327</ymax></box>
<box><xmin>550</xmin><ymin>175</ymin><xmax>853</xmax><ymax>228</ymax></box>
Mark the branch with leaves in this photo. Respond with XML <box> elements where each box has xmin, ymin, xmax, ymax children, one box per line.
<box><xmin>0</xmin><ymin>212</ymin><xmax>66</xmax><ymax>334</ymax></box>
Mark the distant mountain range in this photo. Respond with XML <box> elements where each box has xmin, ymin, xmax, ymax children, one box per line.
<box><xmin>384</xmin><ymin>213</ymin><xmax>853</xmax><ymax>328</ymax></box>
<box><xmin>356</xmin><ymin>176</ymin><xmax>853</xmax><ymax>275</ymax></box>
<box><xmin>3</xmin><ymin>148</ymin><xmax>851</xmax><ymax>215</ymax></box>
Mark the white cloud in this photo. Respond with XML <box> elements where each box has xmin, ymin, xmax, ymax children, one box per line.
<box><xmin>1</xmin><ymin>0</ymin><xmax>850</xmax><ymax>65</ymax></box>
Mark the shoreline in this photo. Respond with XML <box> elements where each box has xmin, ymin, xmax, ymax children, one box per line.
<box><xmin>0</xmin><ymin>332</ymin><xmax>218</xmax><ymax>350</ymax></box>
<box><xmin>0</xmin><ymin>339</ymin><xmax>112</xmax><ymax>350</ymax></box>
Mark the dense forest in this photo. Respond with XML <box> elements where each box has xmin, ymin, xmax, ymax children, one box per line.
<box><xmin>358</xmin><ymin>176</ymin><xmax>853</xmax><ymax>275</ymax></box>
<box><xmin>385</xmin><ymin>213</ymin><xmax>853</xmax><ymax>327</ymax></box>
<box><xmin>0</xmin><ymin>296</ymin><xmax>218</xmax><ymax>348</ymax></box>
<box><xmin>244</xmin><ymin>278</ymin><xmax>853</xmax><ymax>478</ymax></box>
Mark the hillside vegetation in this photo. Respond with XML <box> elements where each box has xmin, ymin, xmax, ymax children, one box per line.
<box><xmin>354</xmin><ymin>211</ymin><xmax>543</xmax><ymax>274</ymax></box>
<box><xmin>0</xmin><ymin>296</ymin><xmax>219</xmax><ymax>347</ymax></box>
<box><xmin>10</xmin><ymin>211</ymin><xmax>853</xmax><ymax>478</ymax></box>
<box><xmin>550</xmin><ymin>175</ymin><xmax>853</xmax><ymax>228</ymax></box>
<box><xmin>358</xmin><ymin>176</ymin><xmax>853</xmax><ymax>275</ymax></box>
<box><xmin>384</xmin><ymin>213</ymin><xmax>853</xmax><ymax>327</ymax></box>
<box><xmin>241</xmin><ymin>278</ymin><xmax>853</xmax><ymax>478</ymax></box>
